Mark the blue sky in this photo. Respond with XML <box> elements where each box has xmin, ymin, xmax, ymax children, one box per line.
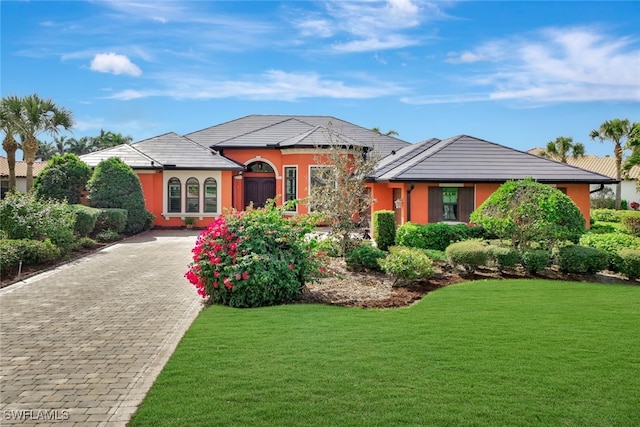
<box><xmin>2</xmin><ymin>0</ymin><xmax>639</xmax><ymax>159</ymax></box>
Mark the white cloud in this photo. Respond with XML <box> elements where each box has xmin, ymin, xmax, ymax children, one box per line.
<box><xmin>107</xmin><ymin>70</ymin><xmax>405</xmax><ymax>101</ymax></box>
<box><xmin>90</xmin><ymin>52</ymin><xmax>142</xmax><ymax>76</ymax></box>
<box><xmin>429</xmin><ymin>27</ymin><xmax>640</xmax><ymax>104</ymax></box>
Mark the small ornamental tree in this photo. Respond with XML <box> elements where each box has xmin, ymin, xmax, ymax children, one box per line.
<box><xmin>470</xmin><ymin>178</ymin><xmax>586</xmax><ymax>250</ymax></box>
<box><xmin>308</xmin><ymin>126</ymin><xmax>379</xmax><ymax>255</ymax></box>
<box><xmin>86</xmin><ymin>157</ymin><xmax>151</xmax><ymax>234</ymax></box>
<box><xmin>34</xmin><ymin>153</ymin><xmax>91</xmax><ymax>204</ymax></box>
<box><xmin>185</xmin><ymin>201</ymin><xmax>327</xmax><ymax>308</ymax></box>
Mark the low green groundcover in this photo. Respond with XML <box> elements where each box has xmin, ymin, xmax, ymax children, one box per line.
<box><xmin>131</xmin><ymin>280</ymin><xmax>639</xmax><ymax>427</ymax></box>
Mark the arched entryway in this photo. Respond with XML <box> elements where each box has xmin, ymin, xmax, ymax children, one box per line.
<box><xmin>244</xmin><ymin>161</ymin><xmax>276</xmax><ymax>208</ymax></box>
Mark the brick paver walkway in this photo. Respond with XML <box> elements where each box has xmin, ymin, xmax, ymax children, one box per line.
<box><xmin>0</xmin><ymin>230</ymin><xmax>203</xmax><ymax>426</ymax></box>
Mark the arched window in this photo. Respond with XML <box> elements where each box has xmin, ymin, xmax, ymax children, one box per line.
<box><xmin>168</xmin><ymin>178</ymin><xmax>181</xmax><ymax>213</ymax></box>
<box><xmin>186</xmin><ymin>178</ymin><xmax>199</xmax><ymax>213</ymax></box>
<box><xmin>204</xmin><ymin>178</ymin><xmax>217</xmax><ymax>213</ymax></box>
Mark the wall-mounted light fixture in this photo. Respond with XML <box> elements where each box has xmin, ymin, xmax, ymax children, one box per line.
<box><xmin>394</xmin><ymin>198</ymin><xmax>402</xmax><ymax>209</ymax></box>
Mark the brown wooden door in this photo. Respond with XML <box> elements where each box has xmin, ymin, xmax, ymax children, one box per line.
<box><xmin>244</xmin><ymin>177</ymin><xmax>276</xmax><ymax>208</ymax></box>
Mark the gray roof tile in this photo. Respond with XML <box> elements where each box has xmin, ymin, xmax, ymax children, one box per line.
<box><xmin>80</xmin><ymin>144</ymin><xmax>157</xmax><ymax>168</ymax></box>
<box><xmin>375</xmin><ymin>135</ymin><xmax>617</xmax><ymax>184</ymax></box>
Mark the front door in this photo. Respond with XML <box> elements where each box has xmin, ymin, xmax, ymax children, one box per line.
<box><xmin>244</xmin><ymin>177</ymin><xmax>276</xmax><ymax>208</ymax></box>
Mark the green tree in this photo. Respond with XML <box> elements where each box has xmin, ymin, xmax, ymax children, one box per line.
<box><xmin>90</xmin><ymin>129</ymin><xmax>132</xmax><ymax>151</ymax></box>
<box><xmin>7</xmin><ymin>94</ymin><xmax>74</xmax><ymax>191</ymax></box>
<box><xmin>86</xmin><ymin>157</ymin><xmax>151</xmax><ymax>234</ymax></box>
<box><xmin>0</xmin><ymin>95</ymin><xmax>23</xmax><ymax>192</ymax></box>
<box><xmin>539</xmin><ymin>136</ymin><xmax>585</xmax><ymax>163</ymax></box>
<box><xmin>34</xmin><ymin>153</ymin><xmax>92</xmax><ymax>204</ymax></box>
<box><xmin>66</xmin><ymin>136</ymin><xmax>93</xmax><ymax>156</ymax></box>
<box><xmin>470</xmin><ymin>178</ymin><xmax>586</xmax><ymax>250</ymax></box>
<box><xmin>590</xmin><ymin>119</ymin><xmax>636</xmax><ymax>210</ymax></box>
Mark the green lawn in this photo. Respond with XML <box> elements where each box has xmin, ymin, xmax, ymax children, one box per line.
<box><xmin>131</xmin><ymin>280</ymin><xmax>640</xmax><ymax>426</ymax></box>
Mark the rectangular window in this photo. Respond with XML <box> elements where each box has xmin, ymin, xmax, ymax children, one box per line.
<box><xmin>442</xmin><ymin>188</ymin><xmax>458</xmax><ymax>221</ymax></box>
<box><xmin>204</xmin><ymin>181</ymin><xmax>217</xmax><ymax>213</ymax></box>
<box><xmin>429</xmin><ymin>186</ymin><xmax>474</xmax><ymax>223</ymax></box>
<box><xmin>0</xmin><ymin>180</ymin><xmax>8</xmax><ymax>200</ymax></box>
<box><xmin>309</xmin><ymin>166</ymin><xmax>333</xmax><ymax>212</ymax></box>
<box><xmin>186</xmin><ymin>182</ymin><xmax>199</xmax><ymax>213</ymax></box>
<box><xmin>284</xmin><ymin>167</ymin><xmax>297</xmax><ymax>204</ymax></box>
<box><xmin>168</xmin><ymin>181</ymin><xmax>181</xmax><ymax>213</ymax></box>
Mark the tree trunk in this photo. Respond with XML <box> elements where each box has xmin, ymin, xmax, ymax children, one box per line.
<box><xmin>2</xmin><ymin>134</ymin><xmax>19</xmax><ymax>191</ymax></box>
<box><xmin>615</xmin><ymin>143</ymin><xmax>622</xmax><ymax>210</ymax></box>
<box><xmin>23</xmin><ymin>135</ymin><xmax>38</xmax><ymax>192</ymax></box>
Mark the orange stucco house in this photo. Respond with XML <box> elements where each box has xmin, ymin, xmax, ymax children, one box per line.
<box><xmin>80</xmin><ymin>115</ymin><xmax>616</xmax><ymax>229</ymax></box>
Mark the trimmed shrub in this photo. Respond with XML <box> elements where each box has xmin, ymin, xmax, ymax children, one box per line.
<box><xmin>449</xmin><ymin>223</ymin><xmax>489</xmax><ymax>241</ymax></box>
<box><xmin>94</xmin><ymin>208</ymin><xmax>128</xmax><ymax>235</ymax></box>
<box><xmin>579</xmin><ymin>233</ymin><xmax>640</xmax><ymax>271</ymax></box>
<box><xmin>622</xmin><ymin>216</ymin><xmax>640</xmax><ymax>237</ymax></box>
<box><xmin>486</xmin><ymin>245</ymin><xmax>520</xmax><ymax>270</ymax></box>
<box><xmin>378</xmin><ymin>246</ymin><xmax>434</xmax><ymax>286</ymax></box>
<box><xmin>185</xmin><ymin>202</ymin><xmax>325</xmax><ymax>308</ymax></box>
<box><xmin>445</xmin><ymin>240</ymin><xmax>488</xmax><ymax>273</ymax></box>
<box><xmin>619</xmin><ymin>249</ymin><xmax>640</xmax><ymax>281</ymax></box>
<box><xmin>591</xmin><ymin>209</ymin><xmax>621</xmax><ymax>223</ymax></box>
<box><xmin>589</xmin><ymin>223</ymin><xmax>618</xmax><ymax>234</ymax></box>
<box><xmin>0</xmin><ymin>239</ymin><xmax>61</xmax><ymax>276</ymax></box>
<box><xmin>95</xmin><ymin>230</ymin><xmax>122</xmax><ymax>243</ymax></box>
<box><xmin>71</xmin><ymin>237</ymin><xmax>99</xmax><ymax>250</ymax></box>
<box><xmin>373</xmin><ymin>210</ymin><xmax>395</xmax><ymax>251</ymax></box>
<box><xmin>0</xmin><ymin>191</ymin><xmax>75</xmax><ymax>252</ymax></box>
<box><xmin>395</xmin><ymin>222</ymin><xmax>427</xmax><ymax>249</ymax></box>
<box><xmin>421</xmin><ymin>223</ymin><xmax>456</xmax><ymax>252</ymax></box>
<box><xmin>70</xmin><ymin>204</ymin><xmax>101</xmax><ymax>237</ymax></box>
<box><xmin>33</xmin><ymin>153</ymin><xmax>91</xmax><ymax>204</ymax></box>
<box><xmin>422</xmin><ymin>249</ymin><xmax>447</xmax><ymax>262</ymax></box>
<box><xmin>345</xmin><ymin>244</ymin><xmax>386</xmax><ymax>272</ymax></box>
<box><xmin>521</xmin><ymin>249</ymin><xmax>551</xmax><ymax>274</ymax></box>
<box><xmin>557</xmin><ymin>245</ymin><xmax>609</xmax><ymax>275</ymax></box>
<box><xmin>87</xmin><ymin>157</ymin><xmax>151</xmax><ymax>234</ymax></box>
<box><xmin>471</xmin><ymin>178</ymin><xmax>586</xmax><ymax>250</ymax></box>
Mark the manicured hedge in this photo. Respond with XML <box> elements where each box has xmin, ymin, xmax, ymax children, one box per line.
<box><xmin>556</xmin><ymin>245</ymin><xmax>609</xmax><ymax>275</ymax></box>
<box><xmin>373</xmin><ymin>210</ymin><xmax>395</xmax><ymax>251</ymax></box>
<box><xmin>619</xmin><ymin>249</ymin><xmax>640</xmax><ymax>281</ymax></box>
<box><xmin>0</xmin><ymin>239</ymin><xmax>61</xmax><ymax>276</ymax></box>
<box><xmin>93</xmin><ymin>208</ymin><xmax>128</xmax><ymax>235</ymax></box>
<box><xmin>445</xmin><ymin>240</ymin><xmax>488</xmax><ymax>273</ymax></box>
<box><xmin>70</xmin><ymin>204</ymin><xmax>101</xmax><ymax>237</ymax></box>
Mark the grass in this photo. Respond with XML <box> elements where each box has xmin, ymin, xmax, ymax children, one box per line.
<box><xmin>130</xmin><ymin>279</ymin><xmax>640</xmax><ymax>426</ymax></box>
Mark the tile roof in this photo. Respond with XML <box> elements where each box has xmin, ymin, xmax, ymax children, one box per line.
<box><xmin>185</xmin><ymin>114</ymin><xmax>409</xmax><ymax>158</ymax></box>
<box><xmin>0</xmin><ymin>156</ymin><xmax>47</xmax><ymax>177</ymax></box>
<box><xmin>80</xmin><ymin>134</ymin><xmax>243</xmax><ymax>170</ymax></box>
<box><xmin>527</xmin><ymin>150</ymin><xmax>640</xmax><ymax>180</ymax></box>
<box><xmin>374</xmin><ymin>135</ymin><xmax>617</xmax><ymax>184</ymax></box>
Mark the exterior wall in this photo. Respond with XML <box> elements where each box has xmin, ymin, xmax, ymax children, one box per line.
<box><xmin>369</xmin><ymin>181</ymin><xmax>594</xmax><ymax>228</ymax></box>
<box><xmin>137</xmin><ymin>169</ymin><xmax>230</xmax><ymax>228</ymax></box>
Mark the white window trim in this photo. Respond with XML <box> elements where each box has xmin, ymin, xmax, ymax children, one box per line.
<box><xmin>162</xmin><ymin>170</ymin><xmax>223</xmax><ymax>220</ymax></box>
<box><xmin>283</xmin><ymin>165</ymin><xmax>298</xmax><ymax>212</ymax></box>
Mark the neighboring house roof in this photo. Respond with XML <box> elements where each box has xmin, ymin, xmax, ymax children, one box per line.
<box><xmin>80</xmin><ymin>133</ymin><xmax>244</xmax><ymax>170</ymax></box>
<box><xmin>528</xmin><ymin>150</ymin><xmax>640</xmax><ymax>180</ymax></box>
<box><xmin>185</xmin><ymin>115</ymin><xmax>409</xmax><ymax>158</ymax></box>
<box><xmin>0</xmin><ymin>156</ymin><xmax>47</xmax><ymax>178</ymax></box>
<box><xmin>374</xmin><ymin>135</ymin><xmax>617</xmax><ymax>183</ymax></box>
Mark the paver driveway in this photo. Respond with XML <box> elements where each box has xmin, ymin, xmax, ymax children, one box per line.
<box><xmin>0</xmin><ymin>230</ymin><xmax>203</xmax><ymax>426</ymax></box>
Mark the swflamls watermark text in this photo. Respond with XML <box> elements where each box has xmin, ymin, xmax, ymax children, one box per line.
<box><xmin>3</xmin><ymin>409</ymin><xmax>70</xmax><ymax>421</ymax></box>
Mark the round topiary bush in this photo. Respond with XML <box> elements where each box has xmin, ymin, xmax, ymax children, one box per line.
<box><xmin>445</xmin><ymin>240</ymin><xmax>488</xmax><ymax>273</ymax></box>
<box><xmin>521</xmin><ymin>249</ymin><xmax>551</xmax><ymax>274</ymax></box>
<box><xmin>556</xmin><ymin>245</ymin><xmax>609</xmax><ymax>275</ymax></box>
<box><xmin>86</xmin><ymin>157</ymin><xmax>151</xmax><ymax>234</ymax></box>
<box><xmin>470</xmin><ymin>177</ymin><xmax>586</xmax><ymax>250</ymax></box>
<box><xmin>378</xmin><ymin>246</ymin><xmax>434</xmax><ymax>286</ymax></box>
<box><xmin>345</xmin><ymin>244</ymin><xmax>387</xmax><ymax>272</ymax></box>
<box><xmin>185</xmin><ymin>203</ymin><xmax>326</xmax><ymax>308</ymax></box>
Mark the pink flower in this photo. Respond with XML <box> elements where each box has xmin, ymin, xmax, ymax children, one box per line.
<box><xmin>289</xmin><ymin>263</ymin><xmax>294</xmax><ymax>270</ymax></box>
<box><xmin>241</xmin><ymin>272</ymin><xmax>249</xmax><ymax>280</ymax></box>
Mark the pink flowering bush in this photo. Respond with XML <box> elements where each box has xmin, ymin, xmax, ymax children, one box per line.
<box><xmin>186</xmin><ymin>201</ymin><xmax>327</xmax><ymax>307</ymax></box>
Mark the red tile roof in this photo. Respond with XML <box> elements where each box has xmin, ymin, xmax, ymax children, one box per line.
<box><xmin>0</xmin><ymin>156</ymin><xmax>48</xmax><ymax>178</ymax></box>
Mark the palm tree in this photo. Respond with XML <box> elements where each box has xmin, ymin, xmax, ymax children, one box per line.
<box><xmin>0</xmin><ymin>95</ymin><xmax>24</xmax><ymax>192</ymax></box>
<box><xmin>590</xmin><ymin>119</ymin><xmax>635</xmax><ymax>210</ymax></box>
<box><xmin>540</xmin><ymin>136</ymin><xmax>586</xmax><ymax>163</ymax></box>
<box><xmin>66</xmin><ymin>136</ymin><xmax>92</xmax><ymax>156</ymax></box>
<box><xmin>37</xmin><ymin>140</ymin><xmax>58</xmax><ymax>161</ymax></box>
<box><xmin>8</xmin><ymin>94</ymin><xmax>74</xmax><ymax>191</ymax></box>
<box><xmin>372</xmin><ymin>127</ymin><xmax>399</xmax><ymax>137</ymax></box>
<box><xmin>90</xmin><ymin>129</ymin><xmax>133</xmax><ymax>151</ymax></box>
